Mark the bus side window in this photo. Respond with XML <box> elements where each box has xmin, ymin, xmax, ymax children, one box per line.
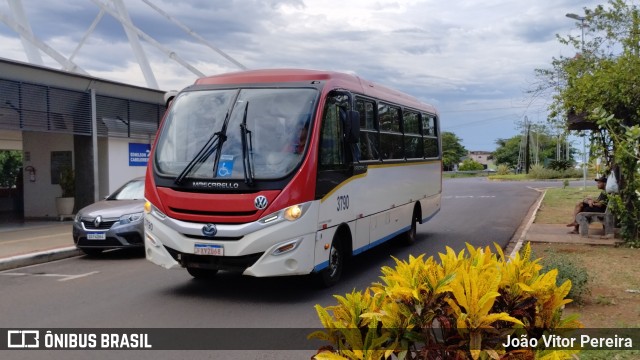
<box><xmin>319</xmin><ymin>92</ymin><xmax>350</xmax><ymax>169</ymax></box>
<box><xmin>404</xmin><ymin>111</ymin><xmax>422</xmax><ymax>159</ymax></box>
<box><xmin>423</xmin><ymin>114</ymin><xmax>439</xmax><ymax>158</ymax></box>
<box><xmin>356</xmin><ymin>98</ymin><xmax>379</xmax><ymax>161</ymax></box>
<box><xmin>379</xmin><ymin>103</ymin><xmax>402</xmax><ymax>160</ymax></box>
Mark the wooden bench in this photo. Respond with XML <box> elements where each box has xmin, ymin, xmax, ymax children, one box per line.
<box><xmin>576</xmin><ymin>205</ymin><xmax>614</xmax><ymax>238</ymax></box>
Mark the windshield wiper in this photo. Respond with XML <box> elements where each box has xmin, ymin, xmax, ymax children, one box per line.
<box><xmin>174</xmin><ymin>111</ymin><xmax>230</xmax><ymax>185</ymax></box>
<box><xmin>240</xmin><ymin>101</ymin><xmax>255</xmax><ymax>186</ymax></box>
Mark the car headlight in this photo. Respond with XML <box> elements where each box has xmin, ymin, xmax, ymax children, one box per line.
<box><xmin>119</xmin><ymin>212</ymin><xmax>144</xmax><ymax>224</ymax></box>
<box><xmin>259</xmin><ymin>202</ymin><xmax>311</xmax><ymax>225</ymax></box>
<box><xmin>74</xmin><ymin>213</ymin><xmax>82</xmax><ymax>223</ymax></box>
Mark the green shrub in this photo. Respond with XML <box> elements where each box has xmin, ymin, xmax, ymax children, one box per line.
<box><xmin>537</xmin><ymin>250</ymin><xmax>590</xmax><ymax>302</ymax></box>
<box><xmin>58</xmin><ymin>166</ymin><xmax>75</xmax><ymax>198</ymax></box>
<box><xmin>527</xmin><ymin>164</ymin><xmax>559</xmax><ymax>179</ymax></box>
<box><xmin>548</xmin><ymin>159</ymin><xmax>573</xmax><ymax>171</ymax></box>
<box><xmin>310</xmin><ymin>243</ymin><xmax>581</xmax><ymax>360</ymax></box>
<box><xmin>496</xmin><ymin>164</ymin><xmax>510</xmax><ymax>175</ymax></box>
<box><xmin>459</xmin><ymin>159</ymin><xmax>484</xmax><ymax>171</ymax></box>
<box><xmin>0</xmin><ymin>150</ymin><xmax>22</xmax><ymax>188</ymax></box>
<box><xmin>524</xmin><ymin>164</ymin><xmax>582</xmax><ymax>179</ymax></box>
<box><xmin>561</xmin><ymin>168</ymin><xmax>583</xmax><ymax>178</ymax></box>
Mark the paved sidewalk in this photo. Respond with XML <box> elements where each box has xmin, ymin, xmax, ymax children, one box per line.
<box><xmin>526</xmin><ymin>223</ymin><xmax>621</xmax><ymax>246</ymax></box>
<box><xmin>506</xmin><ymin>188</ymin><xmax>623</xmax><ymax>257</ymax></box>
<box><xmin>0</xmin><ymin>220</ymin><xmax>81</xmax><ymax>271</ymax></box>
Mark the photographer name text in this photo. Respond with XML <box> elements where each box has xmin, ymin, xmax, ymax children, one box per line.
<box><xmin>503</xmin><ymin>333</ymin><xmax>633</xmax><ymax>349</ymax></box>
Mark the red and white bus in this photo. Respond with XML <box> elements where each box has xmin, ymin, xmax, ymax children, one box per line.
<box><xmin>144</xmin><ymin>69</ymin><xmax>441</xmax><ymax>286</ymax></box>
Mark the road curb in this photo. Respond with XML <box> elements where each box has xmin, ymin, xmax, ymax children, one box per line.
<box><xmin>506</xmin><ymin>187</ymin><xmax>547</xmax><ymax>258</ymax></box>
<box><xmin>0</xmin><ymin>247</ymin><xmax>82</xmax><ymax>271</ymax></box>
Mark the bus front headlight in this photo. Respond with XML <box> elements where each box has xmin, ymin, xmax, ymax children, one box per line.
<box><xmin>259</xmin><ymin>202</ymin><xmax>311</xmax><ymax>225</ymax></box>
<box><xmin>284</xmin><ymin>205</ymin><xmax>303</xmax><ymax>221</ymax></box>
<box><xmin>145</xmin><ymin>201</ymin><xmax>166</xmax><ymax>220</ymax></box>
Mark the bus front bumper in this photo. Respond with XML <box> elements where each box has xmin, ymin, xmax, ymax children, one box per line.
<box><xmin>143</xmin><ymin>207</ymin><xmax>318</xmax><ymax>277</ymax></box>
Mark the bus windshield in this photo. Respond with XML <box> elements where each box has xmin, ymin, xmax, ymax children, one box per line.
<box><xmin>155</xmin><ymin>88</ymin><xmax>317</xmax><ymax>181</ymax></box>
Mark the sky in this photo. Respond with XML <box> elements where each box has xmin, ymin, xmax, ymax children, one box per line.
<box><xmin>0</xmin><ymin>0</ymin><xmax>605</xmax><ymax>151</ymax></box>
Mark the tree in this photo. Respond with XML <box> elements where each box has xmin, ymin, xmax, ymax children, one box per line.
<box><xmin>441</xmin><ymin>131</ymin><xmax>467</xmax><ymax>171</ymax></box>
<box><xmin>534</xmin><ymin>0</ymin><xmax>640</xmax><ymax>244</ymax></box>
<box><xmin>493</xmin><ymin>133</ymin><xmax>575</xmax><ymax>170</ymax></box>
<box><xmin>493</xmin><ymin>137</ymin><xmax>522</xmax><ymax>169</ymax></box>
<box><xmin>0</xmin><ymin>150</ymin><xmax>22</xmax><ymax>188</ymax></box>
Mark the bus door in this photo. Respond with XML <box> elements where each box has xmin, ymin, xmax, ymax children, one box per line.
<box><xmin>315</xmin><ymin>90</ymin><xmax>366</xmax><ymax>251</ymax></box>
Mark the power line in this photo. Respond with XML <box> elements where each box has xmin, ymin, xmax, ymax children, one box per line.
<box><xmin>443</xmin><ymin>113</ymin><xmax>519</xmax><ymax>130</ymax></box>
<box><xmin>440</xmin><ymin>105</ymin><xmax>539</xmax><ymax>113</ymax></box>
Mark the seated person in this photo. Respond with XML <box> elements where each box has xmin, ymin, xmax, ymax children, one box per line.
<box><xmin>567</xmin><ymin>175</ymin><xmax>608</xmax><ymax>234</ymax></box>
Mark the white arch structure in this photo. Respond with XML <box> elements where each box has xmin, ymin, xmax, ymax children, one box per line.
<box><xmin>0</xmin><ymin>0</ymin><xmax>247</xmax><ymax>89</ymax></box>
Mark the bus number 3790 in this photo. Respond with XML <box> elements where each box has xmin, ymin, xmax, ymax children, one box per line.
<box><xmin>337</xmin><ymin>195</ymin><xmax>349</xmax><ymax>212</ymax></box>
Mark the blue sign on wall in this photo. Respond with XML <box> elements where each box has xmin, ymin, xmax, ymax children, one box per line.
<box><xmin>129</xmin><ymin>143</ymin><xmax>151</xmax><ymax>166</ymax></box>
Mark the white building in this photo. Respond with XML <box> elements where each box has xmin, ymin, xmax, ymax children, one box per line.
<box><xmin>0</xmin><ymin>58</ymin><xmax>165</xmax><ymax>221</ymax></box>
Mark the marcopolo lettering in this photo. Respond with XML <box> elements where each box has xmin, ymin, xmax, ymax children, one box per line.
<box><xmin>191</xmin><ymin>181</ymin><xmax>239</xmax><ymax>189</ymax></box>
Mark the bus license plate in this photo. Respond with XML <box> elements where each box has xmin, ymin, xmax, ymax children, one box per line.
<box><xmin>194</xmin><ymin>244</ymin><xmax>223</xmax><ymax>256</ymax></box>
<box><xmin>87</xmin><ymin>233</ymin><xmax>106</xmax><ymax>240</ymax></box>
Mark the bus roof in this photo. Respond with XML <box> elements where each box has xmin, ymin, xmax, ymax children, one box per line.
<box><xmin>193</xmin><ymin>69</ymin><xmax>437</xmax><ymax>114</ymax></box>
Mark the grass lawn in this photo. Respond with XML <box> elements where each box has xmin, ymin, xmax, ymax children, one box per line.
<box><xmin>488</xmin><ymin>174</ymin><xmax>529</xmax><ymax>181</ymax></box>
<box><xmin>534</xmin><ymin>187</ymin><xmax>601</xmax><ymax>224</ymax></box>
<box><xmin>527</xmin><ymin>186</ymin><xmax>640</xmax><ymax>359</ymax></box>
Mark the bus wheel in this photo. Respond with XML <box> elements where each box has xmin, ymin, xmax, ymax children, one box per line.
<box><xmin>316</xmin><ymin>239</ymin><xmax>344</xmax><ymax>288</ymax></box>
<box><xmin>186</xmin><ymin>267</ymin><xmax>219</xmax><ymax>279</ymax></box>
<box><xmin>401</xmin><ymin>209</ymin><xmax>419</xmax><ymax>246</ymax></box>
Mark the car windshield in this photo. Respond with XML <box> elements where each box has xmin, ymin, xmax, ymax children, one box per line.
<box><xmin>154</xmin><ymin>87</ymin><xmax>317</xmax><ymax>180</ymax></box>
<box><xmin>107</xmin><ymin>179</ymin><xmax>145</xmax><ymax>200</ymax></box>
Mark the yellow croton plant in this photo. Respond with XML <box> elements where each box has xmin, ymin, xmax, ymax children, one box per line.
<box><xmin>309</xmin><ymin>242</ymin><xmax>582</xmax><ymax>360</ymax></box>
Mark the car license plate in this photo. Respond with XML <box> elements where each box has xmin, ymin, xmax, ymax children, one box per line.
<box><xmin>87</xmin><ymin>232</ymin><xmax>106</xmax><ymax>240</ymax></box>
<box><xmin>194</xmin><ymin>243</ymin><xmax>223</xmax><ymax>256</ymax></box>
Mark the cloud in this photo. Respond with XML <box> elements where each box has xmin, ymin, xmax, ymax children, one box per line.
<box><xmin>0</xmin><ymin>0</ymin><xmax>603</xmax><ymax>150</ymax></box>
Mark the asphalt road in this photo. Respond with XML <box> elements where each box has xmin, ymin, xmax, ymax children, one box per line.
<box><xmin>0</xmin><ymin>177</ymin><xmax>544</xmax><ymax>360</ymax></box>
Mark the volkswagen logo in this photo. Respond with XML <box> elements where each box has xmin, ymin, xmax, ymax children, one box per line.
<box><xmin>254</xmin><ymin>195</ymin><xmax>268</xmax><ymax>210</ymax></box>
<box><xmin>202</xmin><ymin>223</ymin><xmax>217</xmax><ymax>237</ymax></box>
<box><xmin>94</xmin><ymin>216</ymin><xmax>102</xmax><ymax>228</ymax></box>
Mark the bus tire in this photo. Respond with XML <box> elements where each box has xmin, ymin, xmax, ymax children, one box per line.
<box><xmin>401</xmin><ymin>208</ymin><xmax>420</xmax><ymax>246</ymax></box>
<box><xmin>316</xmin><ymin>238</ymin><xmax>344</xmax><ymax>288</ymax></box>
<box><xmin>186</xmin><ymin>267</ymin><xmax>219</xmax><ymax>279</ymax></box>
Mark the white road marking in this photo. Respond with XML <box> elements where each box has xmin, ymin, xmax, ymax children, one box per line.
<box><xmin>442</xmin><ymin>195</ymin><xmax>496</xmax><ymax>199</ymax></box>
<box><xmin>0</xmin><ymin>271</ymin><xmax>99</xmax><ymax>282</ymax></box>
<box><xmin>57</xmin><ymin>271</ymin><xmax>99</xmax><ymax>282</ymax></box>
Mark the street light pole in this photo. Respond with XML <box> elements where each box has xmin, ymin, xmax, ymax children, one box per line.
<box><xmin>566</xmin><ymin>13</ymin><xmax>586</xmax><ymax>50</ymax></box>
<box><xmin>566</xmin><ymin>12</ymin><xmax>588</xmax><ymax>190</ymax></box>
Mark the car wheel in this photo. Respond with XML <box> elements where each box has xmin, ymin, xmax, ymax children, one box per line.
<box><xmin>316</xmin><ymin>237</ymin><xmax>344</xmax><ymax>288</ymax></box>
<box><xmin>80</xmin><ymin>248</ymin><xmax>103</xmax><ymax>256</ymax></box>
<box><xmin>186</xmin><ymin>267</ymin><xmax>219</xmax><ymax>279</ymax></box>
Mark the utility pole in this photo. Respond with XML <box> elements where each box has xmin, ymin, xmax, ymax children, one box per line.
<box><xmin>567</xmin><ymin>12</ymin><xmax>588</xmax><ymax>189</ymax></box>
<box><xmin>524</xmin><ymin>117</ymin><xmax>531</xmax><ymax>174</ymax></box>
